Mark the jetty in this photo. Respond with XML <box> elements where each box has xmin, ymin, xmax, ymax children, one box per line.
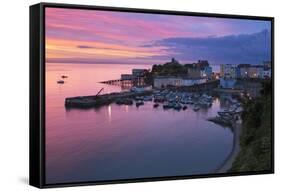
<box><xmin>65</xmin><ymin>90</ymin><xmax>153</xmax><ymax>109</ymax></box>
<box><xmin>100</xmin><ymin>79</ymin><xmax>125</xmax><ymax>85</ymax></box>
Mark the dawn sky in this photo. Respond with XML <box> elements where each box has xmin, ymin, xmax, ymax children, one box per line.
<box><xmin>46</xmin><ymin>8</ymin><xmax>271</xmax><ymax>65</ymax></box>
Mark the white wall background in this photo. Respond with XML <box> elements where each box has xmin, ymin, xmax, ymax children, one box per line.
<box><xmin>0</xmin><ymin>0</ymin><xmax>279</xmax><ymax>190</ymax></box>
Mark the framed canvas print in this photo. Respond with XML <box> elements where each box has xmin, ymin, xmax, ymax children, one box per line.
<box><xmin>29</xmin><ymin>2</ymin><xmax>274</xmax><ymax>188</ymax></box>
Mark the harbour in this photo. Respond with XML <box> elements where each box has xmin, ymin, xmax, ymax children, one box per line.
<box><xmin>46</xmin><ymin>63</ymin><xmax>234</xmax><ymax>183</ymax></box>
<box><xmin>54</xmin><ymin>59</ymin><xmax>267</xmax><ymax>179</ymax></box>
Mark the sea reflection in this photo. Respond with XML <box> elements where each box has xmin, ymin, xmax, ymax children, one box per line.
<box><xmin>107</xmin><ymin>105</ymin><xmax>112</xmax><ymax>123</ymax></box>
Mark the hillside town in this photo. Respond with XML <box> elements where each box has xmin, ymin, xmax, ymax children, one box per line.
<box><xmin>116</xmin><ymin>58</ymin><xmax>271</xmax><ymax>91</ymax></box>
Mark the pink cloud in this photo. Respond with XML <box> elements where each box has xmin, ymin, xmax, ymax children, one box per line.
<box><xmin>45</xmin><ymin>7</ymin><xmax>270</xmax><ymax>64</ymax></box>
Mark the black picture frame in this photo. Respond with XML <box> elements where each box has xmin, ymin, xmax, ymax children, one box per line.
<box><xmin>30</xmin><ymin>2</ymin><xmax>274</xmax><ymax>188</ymax></box>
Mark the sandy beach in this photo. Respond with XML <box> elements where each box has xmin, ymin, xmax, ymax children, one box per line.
<box><xmin>215</xmin><ymin>121</ymin><xmax>243</xmax><ymax>173</ymax></box>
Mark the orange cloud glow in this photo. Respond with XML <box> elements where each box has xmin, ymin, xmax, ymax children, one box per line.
<box><xmin>46</xmin><ymin>38</ymin><xmax>169</xmax><ymax>62</ymax></box>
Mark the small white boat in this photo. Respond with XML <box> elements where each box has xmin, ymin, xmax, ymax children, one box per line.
<box><xmin>135</xmin><ymin>96</ymin><xmax>144</xmax><ymax>101</ymax></box>
<box><xmin>193</xmin><ymin>105</ymin><xmax>200</xmax><ymax>111</ymax></box>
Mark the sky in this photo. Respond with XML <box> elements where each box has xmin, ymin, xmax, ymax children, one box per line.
<box><xmin>46</xmin><ymin>8</ymin><xmax>271</xmax><ymax>65</ymax></box>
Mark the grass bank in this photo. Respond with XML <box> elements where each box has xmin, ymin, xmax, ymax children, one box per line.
<box><xmin>229</xmin><ymin>81</ymin><xmax>272</xmax><ymax>172</ymax></box>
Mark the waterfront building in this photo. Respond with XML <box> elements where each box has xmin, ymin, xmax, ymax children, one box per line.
<box><xmin>153</xmin><ymin>76</ymin><xmax>206</xmax><ymax>88</ymax></box>
<box><xmin>263</xmin><ymin>68</ymin><xmax>271</xmax><ymax>78</ymax></box>
<box><xmin>121</xmin><ymin>74</ymin><xmax>133</xmax><ymax>80</ymax></box>
<box><xmin>220</xmin><ymin>64</ymin><xmax>239</xmax><ymax>88</ymax></box>
<box><xmin>238</xmin><ymin>64</ymin><xmax>251</xmax><ymax>78</ymax></box>
<box><xmin>188</xmin><ymin>67</ymin><xmax>201</xmax><ymax>78</ymax></box>
<box><xmin>235</xmin><ymin>67</ymin><xmax>241</xmax><ymax>78</ymax></box>
<box><xmin>220</xmin><ymin>64</ymin><xmax>237</xmax><ymax>78</ymax></box>
<box><xmin>238</xmin><ymin>64</ymin><xmax>267</xmax><ymax>78</ymax></box>
<box><xmin>219</xmin><ymin>63</ymin><xmax>271</xmax><ymax>88</ymax></box>
<box><xmin>263</xmin><ymin>61</ymin><xmax>272</xmax><ymax>68</ymax></box>
<box><xmin>187</xmin><ymin>60</ymin><xmax>212</xmax><ymax>79</ymax></box>
<box><xmin>132</xmin><ymin>69</ymin><xmax>147</xmax><ymax>77</ymax></box>
<box><xmin>154</xmin><ymin>76</ymin><xmax>181</xmax><ymax>88</ymax></box>
<box><xmin>132</xmin><ymin>69</ymin><xmax>147</xmax><ymax>86</ymax></box>
<box><xmin>247</xmin><ymin>65</ymin><xmax>263</xmax><ymax>78</ymax></box>
<box><xmin>120</xmin><ymin>68</ymin><xmax>148</xmax><ymax>87</ymax></box>
<box><xmin>201</xmin><ymin>66</ymin><xmax>213</xmax><ymax>79</ymax></box>
<box><xmin>182</xmin><ymin>78</ymin><xmax>207</xmax><ymax>86</ymax></box>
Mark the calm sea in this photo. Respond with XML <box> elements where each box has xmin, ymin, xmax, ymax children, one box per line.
<box><xmin>45</xmin><ymin>63</ymin><xmax>232</xmax><ymax>184</ymax></box>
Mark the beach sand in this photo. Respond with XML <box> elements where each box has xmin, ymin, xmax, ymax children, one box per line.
<box><xmin>215</xmin><ymin>121</ymin><xmax>243</xmax><ymax>173</ymax></box>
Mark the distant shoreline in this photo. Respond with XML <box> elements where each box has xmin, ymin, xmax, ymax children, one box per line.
<box><xmin>45</xmin><ymin>62</ymin><xmax>221</xmax><ymax>72</ymax></box>
<box><xmin>46</xmin><ymin>62</ymin><xmax>156</xmax><ymax>66</ymax></box>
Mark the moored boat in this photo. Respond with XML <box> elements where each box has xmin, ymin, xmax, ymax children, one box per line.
<box><xmin>57</xmin><ymin>80</ymin><xmax>64</xmax><ymax>84</ymax></box>
<box><xmin>193</xmin><ymin>105</ymin><xmax>200</xmax><ymax>111</ymax></box>
<box><xmin>154</xmin><ymin>96</ymin><xmax>165</xmax><ymax>103</ymax></box>
<box><xmin>153</xmin><ymin>103</ymin><xmax>159</xmax><ymax>108</ymax></box>
<box><xmin>173</xmin><ymin>103</ymin><xmax>182</xmax><ymax>110</ymax></box>
<box><xmin>143</xmin><ymin>95</ymin><xmax>153</xmax><ymax>101</ymax></box>
<box><xmin>135</xmin><ymin>96</ymin><xmax>144</xmax><ymax>101</ymax></box>
<box><xmin>163</xmin><ymin>102</ymin><xmax>174</xmax><ymax>109</ymax></box>
<box><xmin>116</xmin><ymin>98</ymin><xmax>133</xmax><ymax>105</ymax></box>
<box><xmin>136</xmin><ymin>100</ymin><xmax>144</xmax><ymax>107</ymax></box>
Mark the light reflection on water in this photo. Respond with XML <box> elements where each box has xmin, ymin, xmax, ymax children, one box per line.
<box><xmin>107</xmin><ymin>105</ymin><xmax>112</xmax><ymax>123</ymax></box>
<box><xmin>46</xmin><ymin>63</ymin><xmax>233</xmax><ymax>184</ymax></box>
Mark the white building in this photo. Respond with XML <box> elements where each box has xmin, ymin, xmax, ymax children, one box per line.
<box><xmin>154</xmin><ymin>76</ymin><xmax>206</xmax><ymax>88</ymax></box>
<box><xmin>121</xmin><ymin>74</ymin><xmax>133</xmax><ymax>80</ymax></box>
<box><xmin>248</xmin><ymin>66</ymin><xmax>264</xmax><ymax>78</ymax></box>
<box><xmin>220</xmin><ymin>64</ymin><xmax>237</xmax><ymax>78</ymax></box>
<box><xmin>201</xmin><ymin>66</ymin><xmax>213</xmax><ymax>79</ymax></box>
<box><xmin>238</xmin><ymin>64</ymin><xmax>267</xmax><ymax>79</ymax></box>
<box><xmin>132</xmin><ymin>69</ymin><xmax>147</xmax><ymax>77</ymax></box>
